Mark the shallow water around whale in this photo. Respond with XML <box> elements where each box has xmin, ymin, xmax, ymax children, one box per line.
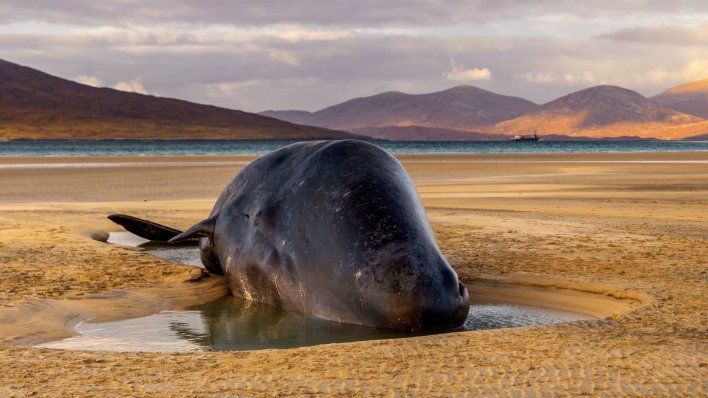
<box><xmin>38</xmin><ymin>233</ymin><xmax>592</xmax><ymax>352</ymax></box>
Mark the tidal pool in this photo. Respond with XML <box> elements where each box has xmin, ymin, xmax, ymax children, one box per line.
<box><xmin>36</xmin><ymin>232</ymin><xmax>592</xmax><ymax>352</ymax></box>
<box><xmin>38</xmin><ymin>294</ymin><xmax>589</xmax><ymax>352</ymax></box>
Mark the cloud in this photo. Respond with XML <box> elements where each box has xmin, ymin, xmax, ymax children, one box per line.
<box><xmin>444</xmin><ymin>61</ymin><xmax>491</xmax><ymax>81</ymax></box>
<box><xmin>518</xmin><ymin>71</ymin><xmax>596</xmax><ymax>84</ymax></box>
<box><xmin>562</xmin><ymin>72</ymin><xmax>596</xmax><ymax>84</ymax></box>
<box><xmin>267</xmin><ymin>49</ymin><xmax>300</xmax><ymax>66</ymax></box>
<box><xmin>0</xmin><ymin>1</ymin><xmax>707</xmax><ymax>27</ymax></box>
<box><xmin>601</xmin><ymin>24</ymin><xmax>708</xmax><ymax>45</ymax></box>
<box><xmin>74</xmin><ymin>74</ymin><xmax>101</xmax><ymax>87</ymax></box>
<box><xmin>5</xmin><ymin>28</ymin><xmax>703</xmax><ymax>110</ymax></box>
<box><xmin>518</xmin><ymin>72</ymin><xmax>555</xmax><ymax>83</ymax></box>
<box><xmin>643</xmin><ymin>59</ymin><xmax>708</xmax><ymax>83</ymax></box>
<box><xmin>1</xmin><ymin>2</ymin><xmax>706</xmax><ymax>110</ymax></box>
<box><xmin>113</xmin><ymin>79</ymin><xmax>148</xmax><ymax>94</ymax></box>
<box><xmin>207</xmin><ymin>80</ymin><xmax>263</xmax><ymax>98</ymax></box>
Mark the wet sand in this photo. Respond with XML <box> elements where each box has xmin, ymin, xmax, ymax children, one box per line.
<box><xmin>0</xmin><ymin>152</ymin><xmax>706</xmax><ymax>396</ymax></box>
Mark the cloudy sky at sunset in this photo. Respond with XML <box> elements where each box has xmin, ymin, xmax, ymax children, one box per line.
<box><xmin>2</xmin><ymin>1</ymin><xmax>707</xmax><ymax>111</ymax></box>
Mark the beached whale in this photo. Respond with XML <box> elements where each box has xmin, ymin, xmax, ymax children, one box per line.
<box><xmin>109</xmin><ymin>140</ymin><xmax>469</xmax><ymax>331</ymax></box>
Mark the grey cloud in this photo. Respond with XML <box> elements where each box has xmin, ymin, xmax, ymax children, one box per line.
<box><xmin>601</xmin><ymin>24</ymin><xmax>708</xmax><ymax>45</ymax></box>
<box><xmin>0</xmin><ymin>0</ymin><xmax>707</xmax><ymax>26</ymax></box>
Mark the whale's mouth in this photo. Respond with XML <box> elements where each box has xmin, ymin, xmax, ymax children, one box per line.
<box><xmin>414</xmin><ymin>281</ymin><xmax>471</xmax><ymax>332</ymax></box>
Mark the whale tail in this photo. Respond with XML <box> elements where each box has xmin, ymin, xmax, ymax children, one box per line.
<box><xmin>108</xmin><ymin>214</ymin><xmax>215</xmax><ymax>244</ymax></box>
<box><xmin>107</xmin><ymin>214</ymin><xmax>185</xmax><ymax>242</ymax></box>
<box><xmin>109</xmin><ymin>214</ymin><xmax>223</xmax><ymax>275</ymax></box>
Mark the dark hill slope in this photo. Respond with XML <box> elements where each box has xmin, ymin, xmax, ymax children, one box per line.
<box><xmin>0</xmin><ymin>59</ymin><xmax>354</xmax><ymax>140</ymax></box>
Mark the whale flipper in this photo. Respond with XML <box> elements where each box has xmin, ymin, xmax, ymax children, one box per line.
<box><xmin>168</xmin><ymin>217</ymin><xmax>215</xmax><ymax>243</ymax></box>
<box><xmin>107</xmin><ymin>214</ymin><xmax>185</xmax><ymax>242</ymax></box>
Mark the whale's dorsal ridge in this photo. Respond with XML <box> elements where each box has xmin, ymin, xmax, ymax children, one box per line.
<box><xmin>169</xmin><ymin>216</ymin><xmax>216</xmax><ymax>243</ymax></box>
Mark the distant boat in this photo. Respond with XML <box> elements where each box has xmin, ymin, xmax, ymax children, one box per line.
<box><xmin>511</xmin><ymin>130</ymin><xmax>539</xmax><ymax>141</ymax></box>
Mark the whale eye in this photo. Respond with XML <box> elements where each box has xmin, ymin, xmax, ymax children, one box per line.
<box><xmin>255</xmin><ymin>201</ymin><xmax>280</xmax><ymax>229</ymax></box>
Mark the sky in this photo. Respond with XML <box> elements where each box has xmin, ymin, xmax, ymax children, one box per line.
<box><xmin>1</xmin><ymin>1</ymin><xmax>707</xmax><ymax>112</ymax></box>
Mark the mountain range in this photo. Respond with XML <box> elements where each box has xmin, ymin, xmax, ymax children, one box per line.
<box><xmin>263</xmin><ymin>83</ymin><xmax>708</xmax><ymax>140</ymax></box>
<box><xmin>262</xmin><ymin>86</ymin><xmax>539</xmax><ymax>132</ymax></box>
<box><xmin>0</xmin><ymin>59</ymin><xmax>354</xmax><ymax>140</ymax></box>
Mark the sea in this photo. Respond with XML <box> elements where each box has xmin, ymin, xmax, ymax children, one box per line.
<box><xmin>0</xmin><ymin>139</ymin><xmax>707</xmax><ymax>156</ymax></box>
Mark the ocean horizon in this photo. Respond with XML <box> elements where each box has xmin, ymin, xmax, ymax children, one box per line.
<box><xmin>1</xmin><ymin>139</ymin><xmax>707</xmax><ymax>156</ymax></box>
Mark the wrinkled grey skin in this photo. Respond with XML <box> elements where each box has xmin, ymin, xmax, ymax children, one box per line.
<box><xmin>188</xmin><ymin>140</ymin><xmax>469</xmax><ymax>331</ymax></box>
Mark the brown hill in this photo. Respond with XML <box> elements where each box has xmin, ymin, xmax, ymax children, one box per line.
<box><xmin>651</xmin><ymin>79</ymin><xmax>708</xmax><ymax>118</ymax></box>
<box><xmin>261</xmin><ymin>86</ymin><xmax>539</xmax><ymax>134</ymax></box>
<box><xmin>0</xmin><ymin>59</ymin><xmax>354</xmax><ymax>140</ymax></box>
<box><xmin>493</xmin><ymin>85</ymin><xmax>707</xmax><ymax>140</ymax></box>
<box><xmin>682</xmin><ymin>133</ymin><xmax>708</xmax><ymax>141</ymax></box>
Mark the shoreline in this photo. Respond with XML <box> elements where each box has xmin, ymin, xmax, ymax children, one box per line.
<box><xmin>0</xmin><ymin>151</ymin><xmax>706</xmax><ymax>173</ymax></box>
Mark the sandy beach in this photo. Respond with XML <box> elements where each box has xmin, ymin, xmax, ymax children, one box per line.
<box><xmin>0</xmin><ymin>152</ymin><xmax>706</xmax><ymax>396</ymax></box>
